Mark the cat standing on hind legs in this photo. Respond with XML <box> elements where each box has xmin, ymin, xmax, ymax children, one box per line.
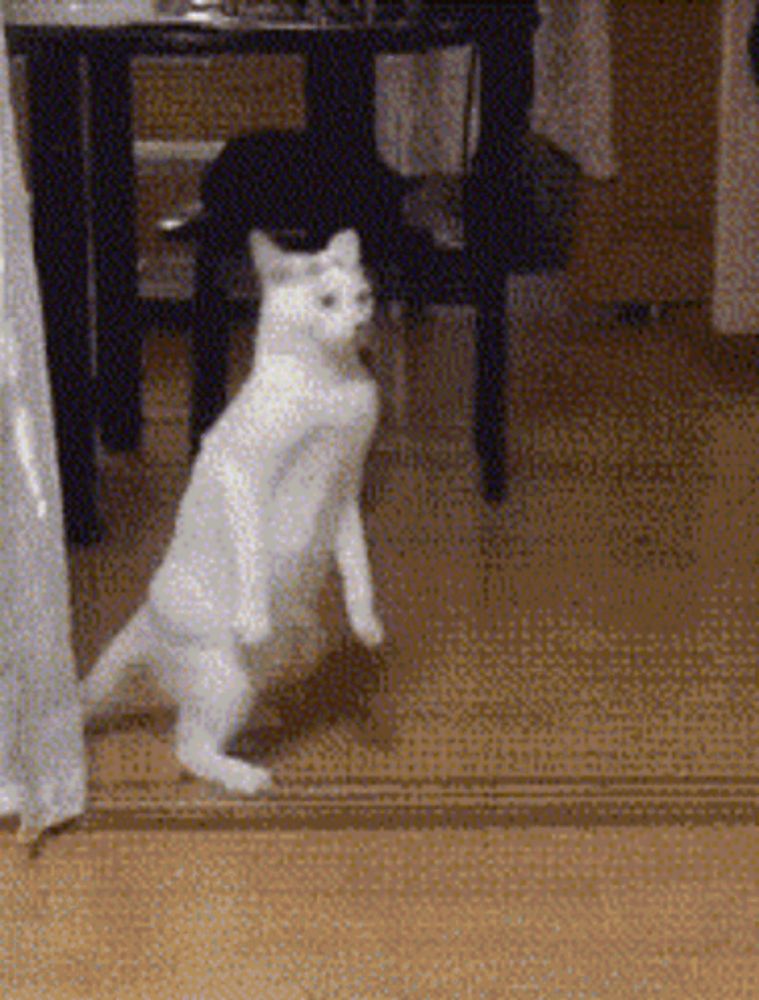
<box><xmin>82</xmin><ymin>229</ymin><xmax>384</xmax><ymax>796</ymax></box>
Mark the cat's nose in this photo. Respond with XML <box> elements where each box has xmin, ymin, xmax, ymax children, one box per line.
<box><xmin>357</xmin><ymin>288</ymin><xmax>374</xmax><ymax>310</ymax></box>
<box><xmin>356</xmin><ymin>312</ymin><xmax>374</xmax><ymax>341</ymax></box>
<box><xmin>361</xmin><ymin>299</ymin><xmax>375</xmax><ymax>322</ymax></box>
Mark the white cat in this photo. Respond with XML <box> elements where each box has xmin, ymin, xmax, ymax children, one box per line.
<box><xmin>82</xmin><ymin>228</ymin><xmax>384</xmax><ymax>796</ymax></box>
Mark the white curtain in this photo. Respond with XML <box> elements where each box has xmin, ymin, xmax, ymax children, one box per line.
<box><xmin>376</xmin><ymin>0</ymin><xmax>617</xmax><ymax>181</ymax></box>
<box><xmin>376</xmin><ymin>44</ymin><xmax>477</xmax><ymax>176</ymax></box>
<box><xmin>531</xmin><ymin>0</ymin><xmax>616</xmax><ymax>180</ymax></box>
<box><xmin>0</xmin><ymin>15</ymin><xmax>87</xmax><ymax>839</ymax></box>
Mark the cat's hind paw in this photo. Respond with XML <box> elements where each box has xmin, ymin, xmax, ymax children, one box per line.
<box><xmin>178</xmin><ymin>748</ymin><xmax>273</xmax><ymax>798</ymax></box>
<box><xmin>223</xmin><ymin>763</ymin><xmax>272</xmax><ymax>798</ymax></box>
<box><xmin>233</xmin><ymin>613</ymin><xmax>273</xmax><ymax>648</ymax></box>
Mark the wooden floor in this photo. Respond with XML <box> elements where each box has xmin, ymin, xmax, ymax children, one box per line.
<box><xmin>70</xmin><ymin>276</ymin><xmax>757</xmax><ymax>824</ymax></box>
<box><xmin>1</xmin><ymin>825</ymin><xmax>756</xmax><ymax>999</ymax></box>
<box><xmin>3</xmin><ymin>277</ymin><xmax>757</xmax><ymax>997</ymax></box>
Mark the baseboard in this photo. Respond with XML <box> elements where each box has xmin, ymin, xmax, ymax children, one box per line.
<box><xmin>81</xmin><ymin>775</ymin><xmax>758</xmax><ymax>831</ymax></box>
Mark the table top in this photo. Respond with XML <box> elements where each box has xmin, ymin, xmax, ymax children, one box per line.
<box><xmin>5</xmin><ymin>2</ymin><xmax>335</xmax><ymax>27</ymax></box>
<box><xmin>2</xmin><ymin>2</ymin><xmax>500</xmax><ymax>54</ymax></box>
<box><xmin>2</xmin><ymin>1</ymin><xmax>476</xmax><ymax>28</ymax></box>
<box><xmin>4</xmin><ymin>3</ymin><xmax>539</xmax><ymax>59</ymax></box>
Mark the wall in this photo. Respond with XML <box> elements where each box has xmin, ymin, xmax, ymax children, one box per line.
<box><xmin>567</xmin><ymin>0</ymin><xmax>720</xmax><ymax>307</ymax></box>
<box><xmin>712</xmin><ymin>0</ymin><xmax>759</xmax><ymax>335</ymax></box>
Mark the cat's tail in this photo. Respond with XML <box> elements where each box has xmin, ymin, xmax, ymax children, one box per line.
<box><xmin>80</xmin><ymin>605</ymin><xmax>155</xmax><ymax>718</ymax></box>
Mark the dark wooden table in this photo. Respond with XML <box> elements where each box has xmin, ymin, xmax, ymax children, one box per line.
<box><xmin>6</xmin><ymin>5</ymin><xmax>539</xmax><ymax>544</ymax></box>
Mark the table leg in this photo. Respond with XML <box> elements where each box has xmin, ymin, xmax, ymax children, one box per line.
<box><xmin>25</xmin><ymin>43</ymin><xmax>101</xmax><ymax>545</ymax></box>
<box><xmin>88</xmin><ymin>46</ymin><xmax>142</xmax><ymax>452</ymax></box>
<box><xmin>466</xmin><ymin>7</ymin><xmax>539</xmax><ymax>503</ymax></box>
<box><xmin>472</xmin><ymin>278</ymin><xmax>509</xmax><ymax>502</ymax></box>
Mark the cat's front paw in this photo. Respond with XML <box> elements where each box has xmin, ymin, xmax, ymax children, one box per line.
<box><xmin>233</xmin><ymin>612</ymin><xmax>273</xmax><ymax>647</ymax></box>
<box><xmin>351</xmin><ymin>611</ymin><xmax>385</xmax><ymax>648</ymax></box>
<box><xmin>335</xmin><ymin>382</ymin><xmax>379</xmax><ymax>427</ymax></box>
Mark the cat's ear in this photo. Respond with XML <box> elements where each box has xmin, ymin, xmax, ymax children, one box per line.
<box><xmin>250</xmin><ymin>230</ymin><xmax>286</xmax><ymax>280</ymax></box>
<box><xmin>326</xmin><ymin>229</ymin><xmax>361</xmax><ymax>268</ymax></box>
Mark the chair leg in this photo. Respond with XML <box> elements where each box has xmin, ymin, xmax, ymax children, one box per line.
<box><xmin>190</xmin><ymin>237</ymin><xmax>231</xmax><ymax>453</ymax></box>
<box><xmin>385</xmin><ymin>301</ymin><xmax>409</xmax><ymax>428</ymax></box>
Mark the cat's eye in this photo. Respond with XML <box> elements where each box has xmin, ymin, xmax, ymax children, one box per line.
<box><xmin>320</xmin><ymin>293</ymin><xmax>338</xmax><ymax>309</ymax></box>
<box><xmin>357</xmin><ymin>289</ymin><xmax>372</xmax><ymax>306</ymax></box>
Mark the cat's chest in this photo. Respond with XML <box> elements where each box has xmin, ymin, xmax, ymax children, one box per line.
<box><xmin>282</xmin><ymin>374</ymin><xmax>377</xmax><ymax>462</ymax></box>
<box><xmin>271</xmin><ymin>385</ymin><xmax>375</xmax><ymax>544</ymax></box>
<box><xmin>270</xmin><ymin>426</ymin><xmax>360</xmax><ymax>544</ymax></box>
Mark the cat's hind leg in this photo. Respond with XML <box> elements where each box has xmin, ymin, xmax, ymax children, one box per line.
<box><xmin>174</xmin><ymin>638</ymin><xmax>271</xmax><ymax>796</ymax></box>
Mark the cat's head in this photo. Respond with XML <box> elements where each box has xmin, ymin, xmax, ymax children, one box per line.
<box><xmin>251</xmin><ymin>229</ymin><xmax>374</xmax><ymax>351</ymax></box>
